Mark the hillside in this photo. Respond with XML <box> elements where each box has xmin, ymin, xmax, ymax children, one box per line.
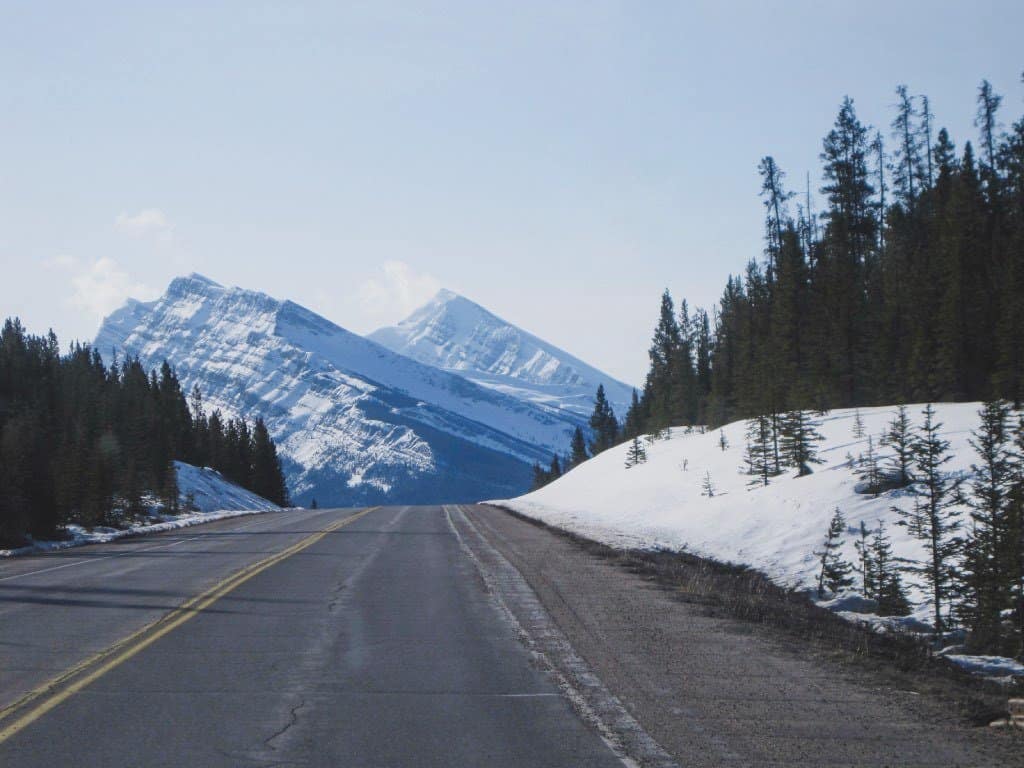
<box><xmin>495</xmin><ymin>403</ymin><xmax>985</xmax><ymax>612</ymax></box>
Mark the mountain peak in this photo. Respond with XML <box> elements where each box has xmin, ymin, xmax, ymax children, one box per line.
<box><xmin>165</xmin><ymin>273</ymin><xmax>224</xmax><ymax>299</ymax></box>
<box><xmin>433</xmin><ymin>287</ymin><xmax>461</xmax><ymax>303</ymax></box>
<box><xmin>369</xmin><ymin>293</ymin><xmax>633</xmax><ymax>418</ymax></box>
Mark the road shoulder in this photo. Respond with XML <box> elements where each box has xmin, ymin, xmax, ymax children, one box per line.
<box><xmin>466</xmin><ymin>504</ymin><xmax>1023</xmax><ymax>768</ymax></box>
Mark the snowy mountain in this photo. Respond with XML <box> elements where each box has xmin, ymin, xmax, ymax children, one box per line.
<box><xmin>96</xmin><ymin>274</ymin><xmax>578</xmax><ymax>507</ymax></box>
<box><xmin>369</xmin><ymin>289</ymin><xmax>633</xmax><ymax>420</ymax></box>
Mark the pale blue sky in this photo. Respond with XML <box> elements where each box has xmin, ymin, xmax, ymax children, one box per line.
<box><xmin>1</xmin><ymin>2</ymin><xmax>1021</xmax><ymax>384</ymax></box>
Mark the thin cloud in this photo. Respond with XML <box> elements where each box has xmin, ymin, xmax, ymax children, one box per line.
<box><xmin>114</xmin><ymin>208</ymin><xmax>173</xmax><ymax>241</ymax></box>
<box><xmin>51</xmin><ymin>256</ymin><xmax>152</xmax><ymax>321</ymax></box>
<box><xmin>358</xmin><ymin>261</ymin><xmax>441</xmax><ymax>324</ymax></box>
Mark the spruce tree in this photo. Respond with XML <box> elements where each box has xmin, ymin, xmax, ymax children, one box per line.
<box><xmin>701</xmin><ymin>471</ymin><xmax>715</xmax><ymax>498</ymax></box>
<box><xmin>549</xmin><ymin>454</ymin><xmax>562</xmax><ymax>480</ymax></box>
<box><xmin>870</xmin><ymin>522</ymin><xmax>911</xmax><ymax>616</ymax></box>
<box><xmin>622</xmin><ymin>389</ymin><xmax>643</xmax><ymax>440</ymax></box>
<box><xmin>569</xmin><ymin>426</ymin><xmax>589</xmax><ymax>468</ymax></box>
<box><xmin>743</xmin><ymin>414</ymin><xmax>775</xmax><ymax>487</ymax></box>
<box><xmin>816</xmin><ymin>508</ymin><xmax>854</xmax><ymax>597</ymax></box>
<box><xmin>881</xmin><ymin>405</ymin><xmax>913</xmax><ymax>487</ymax></box>
<box><xmin>588</xmin><ymin>385</ymin><xmax>619</xmax><ymax>455</ymax></box>
<box><xmin>895</xmin><ymin>404</ymin><xmax>962</xmax><ymax>635</ymax></box>
<box><xmin>852</xmin><ymin>408</ymin><xmax>866</xmax><ymax>438</ymax></box>
<box><xmin>646</xmin><ymin>291</ymin><xmax>682</xmax><ymax>431</ymax></box>
<box><xmin>624</xmin><ymin>437</ymin><xmax>647</xmax><ymax>469</ymax></box>
<box><xmin>859</xmin><ymin>435</ymin><xmax>883</xmax><ymax>495</ymax></box>
<box><xmin>961</xmin><ymin>400</ymin><xmax>1014</xmax><ymax>651</ymax></box>
<box><xmin>779</xmin><ymin>410</ymin><xmax>823</xmax><ymax>476</ymax></box>
<box><xmin>891</xmin><ymin>85</ymin><xmax>923</xmax><ymax>209</ymax></box>
<box><xmin>854</xmin><ymin>520</ymin><xmax>877</xmax><ymax>598</ymax></box>
<box><xmin>1008</xmin><ymin>414</ymin><xmax>1024</xmax><ymax>656</ymax></box>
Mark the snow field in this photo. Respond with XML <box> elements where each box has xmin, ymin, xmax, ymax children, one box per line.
<box><xmin>494</xmin><ymin>402</ymin><xmax>1021</xmax><ymax>679</ymax></box>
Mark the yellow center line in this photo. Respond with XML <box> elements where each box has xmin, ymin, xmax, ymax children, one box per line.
<box><xmin>0</xmin><ymin>506</ymin><xmax>378</xmax><ymax>745</ymax></box>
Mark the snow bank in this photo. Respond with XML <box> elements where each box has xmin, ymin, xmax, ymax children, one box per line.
<box><xmin>492</xmin><ymin>402</ymin><xmax>1024</xmax><ymax>678</ymax></box>
<box><xmin>1</xmin><ymin>461</ymin><xmax>281</xmax><ymax>557</ymax></box>
<box><xmin>941</xmin><ymin>654</ymin><xmax>1024</xmax><ymax>683</ymax></box>
<box><xmin>495</xmin><ymin>403</ymin><xmax>982</xmax><ymax>593</ymax></box>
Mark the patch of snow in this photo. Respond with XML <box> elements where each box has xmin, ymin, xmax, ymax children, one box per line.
<box><xmin>1</xmin><ymin>461</ymin><xmax>281</xmax><ymax>558</ymax></box>
<box><xmin>941</xmin><ymin>654</ymin><xmax>1024</xmax><ymax>683</ymax></box>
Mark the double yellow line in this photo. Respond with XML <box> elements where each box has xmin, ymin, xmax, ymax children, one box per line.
<box><xmin>0</xmin><ymin>506</ymin><xmax>377</xmax><ymax>745</ymax></box>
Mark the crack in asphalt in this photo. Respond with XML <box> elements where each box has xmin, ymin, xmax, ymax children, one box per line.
<box><xmin>263</xmin><ymin>696</ymin><xmax>307</xmax><ymax>751</ymax></box>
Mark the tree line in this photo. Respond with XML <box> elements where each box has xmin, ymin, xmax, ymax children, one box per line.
<box><xmin>538</xmin><ymin>74</ymin><xmax>1024</xmax><ymax>484</ymax></box>
<box><xmin>0</xmin><ymin>318</ymin><xmax>289</xmax><ymax>548</ymax></box>
<box><xmin>631</xmin><ymin>75</ymin><xmax>1024</xmax><ymax>436</ymax></box>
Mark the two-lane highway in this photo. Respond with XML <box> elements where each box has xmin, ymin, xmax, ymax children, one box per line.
<box><xmin>0</xmin><ymin>507</ymin><xmax>625</xmax><ymax>767</ymax></box>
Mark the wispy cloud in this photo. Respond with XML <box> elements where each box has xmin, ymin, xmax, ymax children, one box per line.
<box><xmin>358</xmin><ymin>260</ymin><xmax>441</xmax><ymax>324</ymax></box>
<box><xmin>114</xmin><ymin>208</ymin><xmax>173</xmax><ymax>241</ymax></box>
<box><xmin>47</xmin><ymin>255</ymin><xmax>151</xmax><ymax>321</ymax></box>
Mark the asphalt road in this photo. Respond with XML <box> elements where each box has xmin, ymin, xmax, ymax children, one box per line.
<box><xmin>0</xmin><ymin>506</ymin><xmax>625</xmax><ymax>767</ymax></box>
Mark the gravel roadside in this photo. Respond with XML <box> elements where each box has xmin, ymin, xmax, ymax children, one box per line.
<box><xmin>465</xmin><ymin>504</ymin><xmax>1023</xmax><ymax>767</ymax></box>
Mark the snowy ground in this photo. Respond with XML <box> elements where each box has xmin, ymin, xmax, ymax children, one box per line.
<box><xmin>1</xmin><ymin>461</ymin><xmax>281</xmax><ymax>558</ymax></box>
<box><xmin>492</xmin><ymin>402</ymin><xmax>1022</xmax><ymax>681</ymax></box>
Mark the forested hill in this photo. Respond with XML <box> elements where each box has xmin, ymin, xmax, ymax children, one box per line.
<box><xmin>625</xmin><ymin>77</ymin><xmax>1024</xmax><ymax>436</ymax></box>
<box><xmin>0</xmin><ymin>319</ymin><xmax>289</xmax><ymax>548</ymax></box>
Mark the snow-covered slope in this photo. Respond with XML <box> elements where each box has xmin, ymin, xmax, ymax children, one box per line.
<box><xmin>369</xmin><ymin>289</ymin><xmax>633</xmax><ymax>419</ymax></box>
<box><xmin>495</xmin><ymin>403</ymin><xmax>985</xmax><ymax>605</ymax></box>
<box><xmin>175</xmin><ymin>461</ymin><xmax>279</xmax><ymax>512</ymax></box>
<box><xmin>2</xmin><ymin>460</ymin><xmax>279</xmax><ymax>557</ymax></box>
<box><xmin>96</xmin><ymin>275</ymin><xmax>576</xmax><ymax>507</ymax></box>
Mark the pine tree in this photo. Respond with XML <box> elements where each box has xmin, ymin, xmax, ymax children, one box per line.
<box><xmin>895</xmin><ymin>404</ymin><xmax>962</xmax><ymax>635</ymax></box>
<box><xmin>881</xmin><ymin>405</ymin><xmax>913</xmax><ymax>487</ymax></box>
<box><xmin>569</xmin><ymin>426</ymin><xmax>589</xmax><ymax>468</ymax></box>
<box><xmin>819</xmin><ymin>97</ymin><xmax>876</xmax><ymax>406</ymax></box>
<box><xmin>859</xmin><ymin>435</ymin><xmax>883</xmax><ymax>495</ymax></box>
<box><xmin>891</xmin><ymin>84</ymin><xmax>923</xmax><ymax>209</ymax></box>
<box><xmin>870</xmin><ymin>522</ymin><xmax>911</xmax><ymax>615</ymax></box>
<box><xmin>758</xmin><ymin>156</ymin><xmax>795</xmax><ymax>279</ymax></box>
<box><xmin>549</xmin><ymin>453</ymin><xmax>562</xmax><ymax>480</ymax></box>
<box><xmin>975</xmin><ymin>79</ymin><xmax>1002</xmax><ymax>177</ymax></box>
<box><xmin>530</xmin><ymin>462</ymin><xmax>548</xmax><ymax>491</ymax></box>
<box><xmin>743</xmin><ymin>414</ymin><xmax>775</xmax><ymax>487</ymax></box>
<box><xmin>646</xmin><ymin>291</ymin><xmax>682</xmax><ymax>431</ymax></box>
<box><xmin>852</xmin><ymin>408</ymin><xmax>865</xmax><ymax>438</ymax></box>
<box><xmin>622</xmin><ymin>389</ymin><xmax>644</xmax><ymax>440</ymax></box>
<box><xmin>624</xmin><ymin>437</ymin><xmax>647</xmax><ymax>469</ymax></box>
<box><xmin>701</xmin><ymin>470</ymin><xmax>715</xmax><ymax>498</ymax></box>
<box><xmin>854</xmin><ymin>521</ymin><xmax>876</xmax><ymax>596</ymax></box>
<box><xmin>816</xmin><ymin>508</ymin><xmax>854</xmax><ymax>597</ymax></box>
<box><xmin>718</xmin><ymin>429</ymin><xmax>729</xmax><ymax>452</ymax></box>
<box><xmin>252</xmin><ymin>417</ymin><xmax>288</xmax><ymax>506</ymax></box>
<box><xmin>588</xmin><ymin>385</ymin><xmax>619</xmax><ymax>455</ymax></box>
<box><xmin>1008</xmin><ymin>414</ymin><xmax>1024</xmax><ymax>657</ymax></box>
<box><xmin>778</xmin><ymin>410</ymin><xmax>824</xmax><ymax>476</ymax></box>
<box><xmin>961</xmin><ymin>400</ymin><xmax>1014</xmax><ymax>651</ymax></box>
